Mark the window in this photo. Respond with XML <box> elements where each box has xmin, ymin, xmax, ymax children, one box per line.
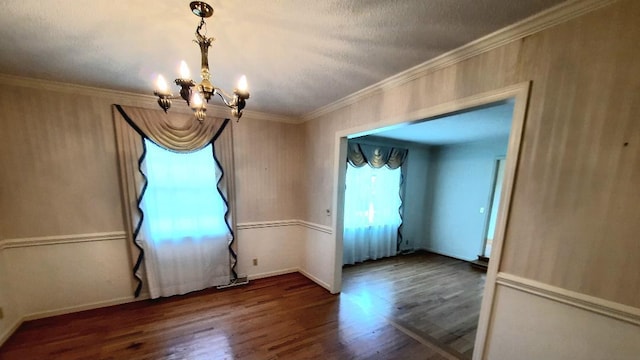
<box><xmin>344</xmin><ymin>164</ymin><xmax>402</xmax><ymax>229</ymax></box>
<box><xmin>343</xmin><ymin>164</ymin><xmax>402</xmax><ymax>264</ymax></box>
<box><xmin>141</xmin><ymin>139</ymin><xmax>228</xmax><ymax>242</ymax></box>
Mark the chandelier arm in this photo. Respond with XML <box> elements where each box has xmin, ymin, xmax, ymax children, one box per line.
<box><xmin>214</xmin><ymin>90</ymin><xmax>235</xmax><ymax>108</ymax></box>
<box><xmin>214</xmin><ymin>87</ymin><xmax>235</xmax><ymax>103</ymax></box>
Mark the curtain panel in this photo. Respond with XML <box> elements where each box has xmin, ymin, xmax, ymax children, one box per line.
<box><xmin>345</xmin><ymin>141</ymin><xmax>408</xmax><ymax>257</ymax></box>
<box><xmin>112</xmin><ymin>105</ymin><xmax>238</xmax><ymax>297</ymax></box>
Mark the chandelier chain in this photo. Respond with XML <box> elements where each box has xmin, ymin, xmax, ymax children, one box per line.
<box><xmin>196</xmin><ymin>18</ymin><xmax>208</xmax><ymax>37</ymax></box>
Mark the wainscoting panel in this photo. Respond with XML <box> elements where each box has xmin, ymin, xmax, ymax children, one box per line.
<box><xmin>236</xmin><ymin>220</ymin><xmax>333</xmax><ymax>289</ymax></box>
<box><xmin>485</xmin><ymin>282</ymin><xmax>640</xmax><ymax>360</ymax></box>
<box><xmin>300</xmin><ymin>224</ymin><xmax>335</xmax><ymax>292</ymax></box>
<box><xmin>236</xmin><ymin>221</ymin><xmax>303</xmax><ymax>280</ymax></box>
<box><xmin>2</xmin><ymin>232</ymin><xmax>134</xmax><ymax>317</ymax></box>
<box><xmin>0</xmin><ymin>254</ymin><xmax>21</xmax><ymax>347</ymax></box>
<box><xmin>0</xmin><ymin>221</ymin><xmax>334</xmax><ymax>346</ymax></box>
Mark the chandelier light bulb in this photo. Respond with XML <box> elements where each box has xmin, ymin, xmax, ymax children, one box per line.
<box><xmin>179</xmin><ymin>61</ymin><xmax>191</xmax><ymax>79</ymax></box>
<box><xmin>237</xmin><ymin>75</ymin><xmax>248</xmax><ymax>92</ymax></box>
<box><xmin>191</xmin><ymin>92</ymin><xmax>204</xmax><ymax>109</ymax></box>
<box><xmin>156</xmin><ymin>74</ymin><xmax>169</xmax><ymax>94</ymax></box>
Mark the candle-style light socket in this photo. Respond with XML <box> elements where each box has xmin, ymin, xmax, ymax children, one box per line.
<box><xmin>175</xmin><ymin>79</ymin><xmax>195</xmax><ymax>104</ymax></box>
<box><xmin>236</xmin><ymin>97</ymin><xmax>246</xmax><ymax>112</ymax></box>
<box><xmin>231</xmin><ymin>97</ymin><xmax>246</xmax><ymax>120</ymax></box>
<box><xmin>233</xmin><ymin>88</ymin><xmax>250</xmax><ymax>100</ymax></box>
<box><xmin>194</xmin><ymin>108</ymin><xmax>207</xmax><ymax>122</ymax></box>
<box><xmin>154</xmin><ymin>91</ymin><xmax>173</xmax><ymax>113</ymax></box>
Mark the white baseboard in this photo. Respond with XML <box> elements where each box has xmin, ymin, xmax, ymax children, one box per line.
<box><xmin>0</xmin><ymin>294</ymin><xmax>149</xmax><ymax>347</ymax></box>
<box><xmin>22</xmin><ymin>295</ymin><xmax>146</xmax><ymax>322</ymax></box>
<box><xmin>247</xmin><ymin>267</ymin><xmax>299</xmax><ymax>280</ymax></box>
<box><xmin>0</xmin><ymin>317</ymin><xmax>23</xmax><ymax>347</ymax></box>
<box><xmin>420</xmin><ymin>247</ymin><xmax>474</xmax><ymax>262</ymax></box>
<box><xmin>247</xmin><ymin>267</ymin><xmax>332</xmax><ymax>293</ymax></box>
<box><xmin>298</xmin><ymin>268</ymin><xmax>332</xmax><ymax>292</ymax></box>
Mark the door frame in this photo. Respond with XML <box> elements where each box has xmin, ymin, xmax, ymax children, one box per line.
<box><xmin>329</xmin><ymin>81</ymin><xmax>531</xmax><ymax>360</ymax></box>
<box><xmin>480</xmin><ymin>156</ymin><xmax>507</xmax><ymax>258</ymax></box>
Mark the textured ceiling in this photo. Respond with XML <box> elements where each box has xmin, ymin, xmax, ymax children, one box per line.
<box><xmin>371</xmin><ymin>101</ymin><xmax>514</xmax><ymax>146</ymax></box>
<box><xmin>0</xmin><ymin>0</ymin><xmax>564</xmax><ymax>117</ymax></box>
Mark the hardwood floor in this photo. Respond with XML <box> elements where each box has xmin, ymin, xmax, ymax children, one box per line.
<box><xmin>0</xmin><ymin>252</ymin><xmax>482</xmax><ymax>359</ymax></box>
<box><xmin>0</xmin><ymin>268</ymin><xmax>458</xmax><ymax>360</ymax></box>
<box><xmin>341</xmin><ymin>252</ymin><xmax>486</xmax><ymax>359</ymax></box>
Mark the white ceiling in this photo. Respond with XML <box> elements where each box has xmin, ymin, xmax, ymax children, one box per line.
<box><xmin>370</xmin><ymin>101</ymin><xmax>514</xmax><ymax>146</ymax></box>
<box><xmin>0</xmin><ymin>0</ymin><xmax>564</xmax><ymax>117</ymax></box>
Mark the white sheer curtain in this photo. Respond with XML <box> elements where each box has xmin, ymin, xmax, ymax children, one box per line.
<box><xmin>343</xmin><ymin>164</ymin><xmax>402</xmax><ymax>265</ymax></box>
<box><xmin>140</xmin><ymin>139</ymin><xmax>230</xmax><ymax>298</ymax></box>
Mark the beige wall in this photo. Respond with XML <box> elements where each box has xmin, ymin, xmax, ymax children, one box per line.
<box><xmin>234</xmin><ymin>119</ymin><xmax>305</xmax><ymax>222</ymax></box>
<box><xmin>0</xmin><ymin>86</ymin><xmax>305</xmax><ymax>238</ymax></box>
<box><xmin>302</xmin><ymin>0</ymin><xmax>639</xmax><ymax>310</ymax></box>
<box><xmin>0</xmin><ymin>87</ymin><xmax>124</xmax><ymax>238</ymax></box>
<box><xmin>500</xmin><ymin>0</ymin><xmax>640</xmax><ymax>308</ymax></box>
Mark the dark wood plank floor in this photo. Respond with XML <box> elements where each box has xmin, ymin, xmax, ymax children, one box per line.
<box><xmin>0</xmin><ymin>267</ymin><xmax>459</xmax><ymax>360</ymax></box>
<box><xmin>341</xmin><ymin>252</ymin><xmax>486</xmax><ymax>359</ymax></box>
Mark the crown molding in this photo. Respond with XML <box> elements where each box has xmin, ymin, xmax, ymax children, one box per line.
<box><xmin>0</xmin><ymin>73</ymin><xmax>300</xmax><ymax>124</ymax></box>
<box><xmin>301</xmin><ymin>0</ymin><xmax>616</xmax><ymax>122</ymax></box>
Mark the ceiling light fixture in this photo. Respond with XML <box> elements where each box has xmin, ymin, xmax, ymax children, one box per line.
<box><xmin>153</xmin><ymin>1</ymin><xmax>250</xmax><ymax>121</ymax></box>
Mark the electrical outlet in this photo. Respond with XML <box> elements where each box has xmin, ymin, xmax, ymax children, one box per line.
<box><xmin>252</xmin><ymin>258</ymin><xmax>258</xmax><ymax>266</ymax></box>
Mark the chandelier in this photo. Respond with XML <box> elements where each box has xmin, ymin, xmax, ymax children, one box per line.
<box><xmin>153</xmin><ymin>1</ymin><xmax>250</xmax><ymax>121</ymax></box>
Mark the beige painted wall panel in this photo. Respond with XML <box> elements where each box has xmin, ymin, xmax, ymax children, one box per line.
<box><xmin>233</xmin><ymin>119</ymin><xmax>305</xmax><ymax>222</ymax></box>
<box><xmin>0</xmin><ymin>87</ymin><xmax>124</xmax><ymax>238</ymax></box>
<box><xmin>303</xmin><ymin>113</ymin><xmax>339</xmax><ymax>226</ymax></box>
<box><xmin>0</xmin><ymin>85</ymin><xmax>304</xmax><ymax>239</ymax></box>
<box><xmin>501</xmin><ymin>0</ymin><xmax>640</xmax><ymax>307</ymax></box>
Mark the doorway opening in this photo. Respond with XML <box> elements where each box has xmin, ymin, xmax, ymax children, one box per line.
<box><xmin>331</xmin><ymin>83</ymin><xmax>530</xmax><ymax>359</ymax></box>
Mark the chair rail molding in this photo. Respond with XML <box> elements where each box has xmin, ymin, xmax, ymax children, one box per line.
<box><xmin>237</xmin><ymin>219</ymin><xmax>333</xmax><ymax>234</ymax></box>
<box><xmin>496</xmin><ymin>272</ymin><xmax>640</xmax><ymax>326</ymax></box>
<box><xmin>0</xmin><ymin>231</ymin><xmax>127</xmax><ymax>250</ymax></box>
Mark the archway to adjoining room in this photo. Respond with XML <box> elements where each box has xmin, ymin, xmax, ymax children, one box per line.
<box><xmin>329</xmin><ymin>82</ymin><xmax>531</xmax><ymax>359</ymax></box>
